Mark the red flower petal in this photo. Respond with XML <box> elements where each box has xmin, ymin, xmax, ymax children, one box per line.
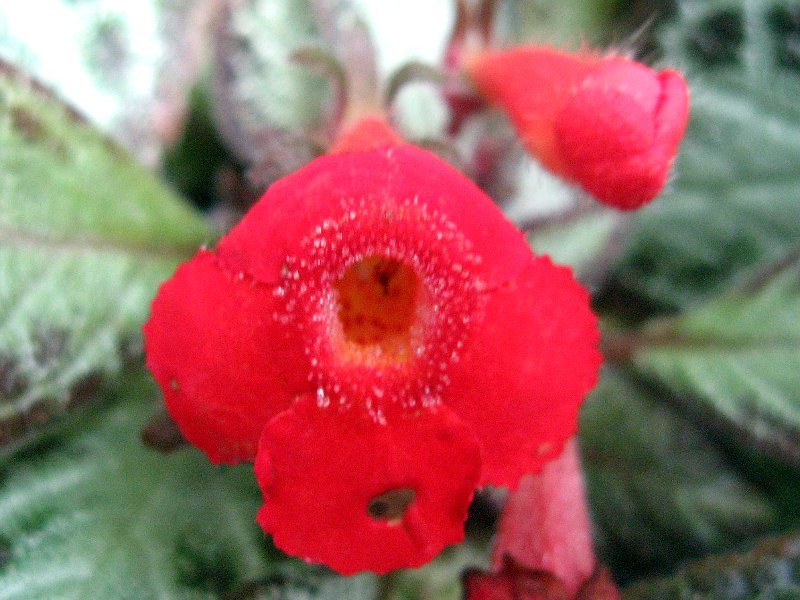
<box><xmin>143</xmin><ymin>250</ymin><xmax>307</xmax><ymax>463</ymax></box>
<box><xmin>255</xmin><ymin>396</ymin><xmax>481</xmax><ymax>575</ymax></box>
<box><xmin>463</xmin><ymin>556</ymin><xmax>569</xmax><ymax>600</ymax></box>
<box><xmin>443</xmin><ymin>256</ymin><xmax>602</xmax><ymax>488</ymax></box>
<box><xmin>469</xmin><ymin>47</ymin><xmax>689</xmax><ymax>209</ymax></box>
<box><xmin>216</xmin><ymin>144</ymin><xmax>532</xmax><ymax>290</ymax></box>
<box><xmin>214</xmin><ymin>143</ymin><xmax>540</xmax><ymax>416</ymax></box>
<box><xmin>554</xmin><ymin>62</ymin><xmax>689</xmax><ymax>210</ymax></box>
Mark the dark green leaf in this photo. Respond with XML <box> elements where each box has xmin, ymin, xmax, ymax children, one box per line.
<box><xmin>599</xmin><ymin>0</ymin><xmax>800</xmax><ymax>317</ymax></box>
<box><xmin>0</xmin><ymin>371</ymin><xmax>270</xmax><ymax>599</ymax></box>
<box><xmin>580</xmin><ymin>368</ymin><xmax>794</xmax><ymax>580</ymax></box>
<box><xmin>0</xmin><ymin>63</ymin><xmax>212</xmax><ymax>452</ymax></box>
<box><xmin>624</xmin><ymin>532</ymin><xmax>800</xmax><ymax>599</ymax></box>
<box><xmin>628</xmin><ymin>252</ymin><xmax>800</xmax><ymax>468</ymax></box>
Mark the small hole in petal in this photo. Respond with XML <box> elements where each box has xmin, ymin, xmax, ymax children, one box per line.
<box><xmin>368</xmin><ymin>487</ymin><xmax>416</xmax><ymax>524</ymax></box>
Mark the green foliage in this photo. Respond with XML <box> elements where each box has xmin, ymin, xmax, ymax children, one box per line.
<box><xmin>623</xmin><ymin>533</ymin><xmax>800</xmax><ymax>599</ymax></box>
<box><xmin>231</xmin><ymin>567</ymin><xmax>378</xmax><ymax>600</ymax></box>
<box><xmin>0</xmin><ymin>371</ymin><xmax>268</xmax><ymax>599</ymax></box>
<box><xmin>0</xmin><ymin>63</ymin><xmax>211</xmax><ymax>452</ymax></box>
<box><xmin>383</xmin><ymin>544</ymin><xmax>489</xmax><ymax>600</ymax></box>
<box><xmin>580</xmin><ymin>369</ymin><xmax>795</xmax><ymax>580</ymax></box>
<box><xmin>632</xmin><ymin>254</ymin><xmax>800</xmax><ymax>467</ymax></box>
<box><xmin>161</xmin><ymin>84</ymin><xmax>233</xmax><ymax>210</ymax></box>
<box><xmin>588</xmin><ymin>0</ymin><xmax>800</xmax><ymax>591</ymax></box>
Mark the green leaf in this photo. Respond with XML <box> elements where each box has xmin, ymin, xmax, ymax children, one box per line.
<box><xmin>230</xmin><ymin>567</ymin><xmax>378</xmax><ymax>600</ymax></box>
<box><xmin>627</xmin><ymin>252</ymin><xmax>800</xmax><ymax>468</ymax></box>
<box><xmin>0</xmin><ymin>371</ymin><xmax>270</xmax><ymax>599</ymax></box>
<box><xmin>580</xmin><ymin>368</ymin><xmax>794</xmax><ymax>580</ymax></box>
<box><xmin>0</xmin><ymin>63</ymin><xmax>212</xmax><ymax>452</ymax></box>
<box><xmin>623</xmin><ymin>532</ymin><xmax>800</xmax><ymax>599</ymax></box>
<box><xmin>381</xmin><ymin>543</ymin><xmax>489</xmax><ymax>600</ymax></box>
<box><xmin>0</xmin><ymin>0</ymin><xmax>203</xmax><ymax>158</ymax></box>
<box><xmin>600</xmin><ymin>0</ymin><xmax>800</xmax><ymax>316</ymax></box>
<box><xmin>494</xmin><ymin>0</ymin><xmax>618</xmax><ymax>46</ymax></box>
<box><xmin>213</xmin><ymin>0</ymin><xmax>332</xmax><ymax>164</ymax></box>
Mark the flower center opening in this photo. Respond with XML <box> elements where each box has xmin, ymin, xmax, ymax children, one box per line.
<box><xmin>333</xmin><ymin>256</ymin><xmax>421</xmax><ymax>362</ymax></box>
<box><xmin>368</xmin><ymin>487</ymin><xmax>416</xmax><ymax>524</ymax></box>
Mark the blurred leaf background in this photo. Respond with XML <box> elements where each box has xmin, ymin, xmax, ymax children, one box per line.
<box><xmin>0</xmin><ymin>0</ymin><xmax>799</xmax><ymax>598</ymax></box>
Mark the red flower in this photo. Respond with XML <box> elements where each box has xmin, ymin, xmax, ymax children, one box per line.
<box><xmin>463</xmin><ymin>556</ymin><xmax>621</xmax><ymax>600</ymax></box>
<box><xmin>468</xmin><ymin>47</ymin><xmax>689</xmax><ymax>210</ymax></box>
<box><xmin>143</xmin><ymin>124</ymin><xmax>601</xmax><ymax>573</ymax></box>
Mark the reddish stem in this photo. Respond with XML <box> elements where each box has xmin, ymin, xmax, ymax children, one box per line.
<box><xmin>491</xmin><ymin>438</ymin><xmax>596</xmax><ymax>598</ymax></box>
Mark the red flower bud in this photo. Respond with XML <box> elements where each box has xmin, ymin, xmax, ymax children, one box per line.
<box><xmin>468</xmin><ymin>47</ymin><xmax>689</xmax><ymax>210</ymax></box>
<box><xmin>143</xmin><ymin>132</ymin><xmax>602</xmax><ymax>573</ymax></box>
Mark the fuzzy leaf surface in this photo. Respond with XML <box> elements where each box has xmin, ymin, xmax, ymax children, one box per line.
<box><xmin>0</xmin><ymin>372</ymin><xmax>269</xmax><ymax>599</ymax></box>
<box><xmin>624</xmin><ymin>533</ymin><xmax>800</xmax><ymax>599</ymax></box>
<box><xmin>0</xmin><ymin>64</ymin><xmax>211</xmax><ymax>452</ymax></box>
<box><xmin>580</xmin><ymin>368</ymin><xmax>798</xmax><ymax>580</ymax></box>
<box><xmin>630</xmin><ymin>253</ymin><xmax>800</xmax><ymax>467</ymax></box>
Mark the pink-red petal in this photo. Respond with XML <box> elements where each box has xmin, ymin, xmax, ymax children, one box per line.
<box><xmin>468</xmin><ymin>47</ymin><xmax>689</xmax><ymax>209</ymax></box>
<box><xmin>468</xmin><ymin>47</ymin><xmax>595</xmax><ymax>174</ymax></box>
<box><xmin>255</xmin><ymin>396</ymin><xmax>481</xmax><ymax>574</ymax></box>
<box><xmin>555</xmin><ymin>63</ymin><xmax>689</xmax><ymax>209</ymax></box>
<box><xmin>443</xmin><ymin>256</ymin><xmax>602</xmax><ymax>488</ymax></box>
<box><xmin>143</xmin><ymin>250</ymin><xmax>308</xmax><ymax>463</ymax></box>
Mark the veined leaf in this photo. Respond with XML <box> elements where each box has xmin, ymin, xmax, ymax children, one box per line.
<box><xmin>580</xmin><ymin>368</ymin><xmax>792</xmax><ymax>580</ymax></box>
<box><xmin>624</xmin><ymin>532</ymin><xmax>800</xmax><ymax>599</ymax></box>
<box><xmin>629</xmin><ymin>252</ymin><xmax>800</xmax><ymax>467</ymax></box>
<box><xmin>0</xmin><ymin>63</ymin><xmax>212</xmax><ymax>452</ymax></box>
<box><xmin>0</xmin><ymin>371</ymin><xmax>269</xmax><ymax>599</ymax></box>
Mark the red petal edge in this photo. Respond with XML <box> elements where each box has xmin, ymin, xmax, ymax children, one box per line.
<box><xmin>216</xmin><ymin>144</ymin><xmax>533</xmax><ymax>290</ymax></box>
<box><xmin>143</xmin><ymin>250</ymin><xmax>307</xmax><ymax>463</ymax></box>
<box><xmin>444</xmin><ymin>256</ymin><xmax>602</xmax><ymax>488</ymax></box>
<box><xmin>255</xmin><ymin>396</ymin><xmax>481</xmax><ymax>575</ymax></box>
